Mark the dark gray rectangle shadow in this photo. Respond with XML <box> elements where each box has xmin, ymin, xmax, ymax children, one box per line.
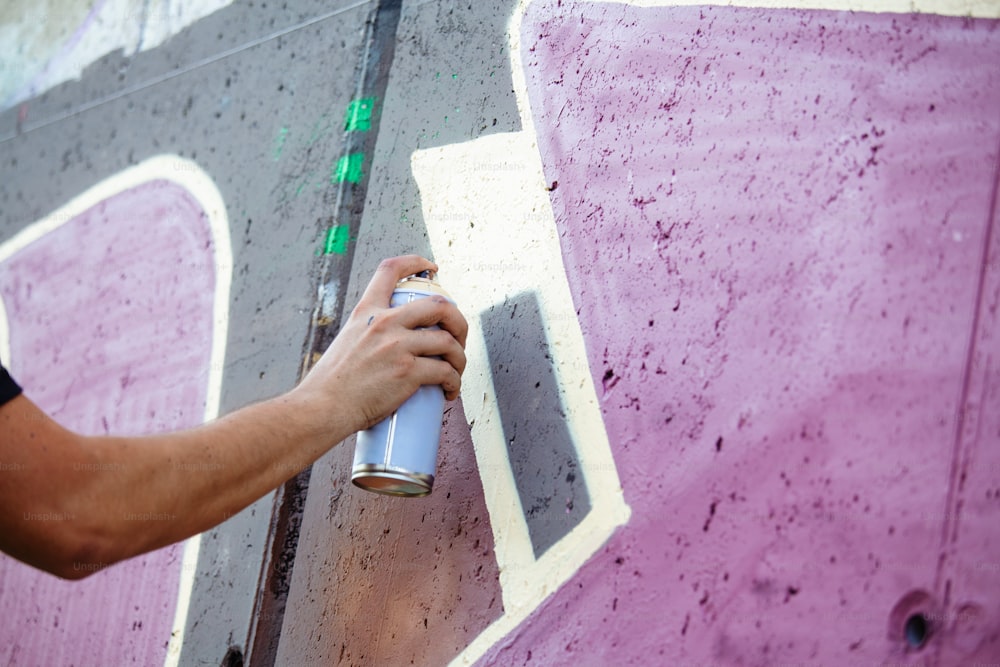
<box><xmin>481</xmin><ymin>290</ymin><xmax>591</xmax><ymax>558</ymax></box>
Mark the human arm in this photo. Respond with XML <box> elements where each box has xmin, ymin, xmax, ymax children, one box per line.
<box><xmin>0</xmin><ymin>255</ymin><xmax>467</xmax><ymax>579</ymax></box>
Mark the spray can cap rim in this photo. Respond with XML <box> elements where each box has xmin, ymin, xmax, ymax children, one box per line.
<box><xmin>399</xmin><ymin>269</ymin><xmax>438</xmax><ymax>284</ymax></box>
<box><xmin>394</xmin><ymin>270</ymin><xmax>452</xmax><ymax>300</ymax></box>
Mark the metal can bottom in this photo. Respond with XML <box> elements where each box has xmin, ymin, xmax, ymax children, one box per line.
<box><xmin>351</xmin><ymin>463</ymin><xmax>434</xmax><ymax>497</ymax></box>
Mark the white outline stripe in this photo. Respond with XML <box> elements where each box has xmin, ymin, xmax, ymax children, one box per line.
<box><xmin>413</xmin><ymin>130</ymin><xmax>633</xmax><ymax>667</ymax></box>
<box><xmin>0</xmin><ymin>155</ymin><xmax>231</xmax><ymax>667</ymax></box>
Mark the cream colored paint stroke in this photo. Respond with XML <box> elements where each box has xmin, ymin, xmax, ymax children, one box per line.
<box><xmin>0</xmin><ymin>155</ymin><xmax>232</xmax><ymax>667</ymax></box>
<box><xmin>585</xmin><ymin>0</ymin><xmax>998</xmax><ymax>16</ymax></box>
<box><xmin>0</xmin><ymin>0</ymin><xmax>236</xmax><ymax>109</ymax></box>
<box><xmin>413</xmin><ymin>129</ymin><xmax>632</xmax><ymax>667</ymax></box>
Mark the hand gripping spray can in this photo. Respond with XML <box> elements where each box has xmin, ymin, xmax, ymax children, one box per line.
<box><xmin>351</xmin><ymin>271</ymin><xmax>454</xmax><ymax>497</ymax></box>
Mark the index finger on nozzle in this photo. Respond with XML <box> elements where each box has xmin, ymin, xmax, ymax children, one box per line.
<box><xmin>359</xmin><ymin>255</ymin><xmax>438</xmax><ymax>308</ymax></box>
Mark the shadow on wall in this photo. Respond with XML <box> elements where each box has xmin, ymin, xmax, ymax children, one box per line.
<box><xmin>481</xmin><ymin>290</ymin><xmax>592</xmax><ymax>557</ymax></box>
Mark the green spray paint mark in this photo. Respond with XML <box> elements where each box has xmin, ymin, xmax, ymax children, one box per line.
<box><xmin>332</xmin><ymin>153</ymin><xmax>364</xmax><ymax>184</ymax></box>
<box><xmin>273</xmin><ymin>126</ymin><xmax>288</xmax><ymax>160</ymax></box>
<box><xmin>345</xmin><ymin>98</ymin><xmax>375</xmax><ymax>132</ymax></box>
<box><xmin>323</xmin><ymin>225</ymin><xmax>351</xmax><ymax>254</ymax></box>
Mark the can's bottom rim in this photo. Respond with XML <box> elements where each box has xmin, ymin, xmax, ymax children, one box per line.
<box><xmin>352</xmin><ymin>464</ymin><xmax>434</xmax><ymax>497</ymax></box>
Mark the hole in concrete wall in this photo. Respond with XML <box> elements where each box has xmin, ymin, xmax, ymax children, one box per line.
<box><xmin>888</xmin><ymin>589</ymin><xmax>935</xmax><ymax>652</ymax></box>
<box><xmin>221</xmin><ymin>646</ymin><xmax>244</xmax><ymax>667</ymax></box>
<box><xmin>904</xmin><ymin>613</ymin><xmax>929</xmax><ymax>649</ymax></box>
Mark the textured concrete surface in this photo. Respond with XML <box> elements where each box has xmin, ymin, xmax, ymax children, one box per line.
<box><xmin>1</xmin><ymin>0</ymin><xmax>998</xmax><ymax>665</ymax></box>
<box><xmin>274</xmin><ymin>2</ymin><xmax>522</xmax><ymax>663</ymax></box>
<box><xmin>482</xmin><ymin>2</ymin><xmax>1000</xmax><ymax>665</ymax></box>
<box><xmin>0</xmin><ymin>1</ymin><xmax>373</xmax><ymax>664</ymax></box>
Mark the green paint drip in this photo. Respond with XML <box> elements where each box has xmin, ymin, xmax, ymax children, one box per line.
<box><xmin>273</xmin><ymin>126</ymin><xmax>288</xmax><ymax>160</ymax></box>
<box><xmin>333</xmin><ymin>153</ymin><xmax>364</xmax><ymax>184</ymax></box>
<box><xmin>345</xmin><ymin>97</ymin><xmax>375</xmax><ymax>132</ymax></box>
<box><xmin>323</xmin><ymin>225</ymin><xmax>351</xmax><ymax>254</ymax></box>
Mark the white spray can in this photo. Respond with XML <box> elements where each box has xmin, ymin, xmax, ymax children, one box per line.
<box><xmin>351</xmin><ymin>271</ymin><xmax>454</xmax><ymax>497</ymax></box>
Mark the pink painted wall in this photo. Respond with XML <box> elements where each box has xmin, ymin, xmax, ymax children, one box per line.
<box><xmin>0</xmin><ymin>180</ymin><xmax>218</xmax><ymax>665</ymax></box>
<box><xmin>471</xmin><ymin>3</ymin><xmax>1000</xmax><ymax>665</ymax></box>
<box><xmin>2</xmin><ymin>2</ymin><xmax>998</xmax><ymax>664</ymax></box>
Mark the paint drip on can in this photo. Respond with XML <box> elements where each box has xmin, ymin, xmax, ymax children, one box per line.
<box><xmin>351</xmin><ymin>271</ymin><xmax>454</xmax><ymax>497</ymax></box>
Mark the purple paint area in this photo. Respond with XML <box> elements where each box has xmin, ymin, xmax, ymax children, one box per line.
<box><xmin>481</xmin><ymin>3</ymin><xmax>1000</xmax><ymax>665</ymax></box>
<box><xmin>0</xmin><ymin>180</ymin><xmax>218</xmax><ymax>665</ymax></box>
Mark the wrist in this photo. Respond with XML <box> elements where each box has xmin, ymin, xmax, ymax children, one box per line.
<box><xmin>284</xmin><ymin>379</ymin><xmax>360</xmax><ymax>446</ymax></box>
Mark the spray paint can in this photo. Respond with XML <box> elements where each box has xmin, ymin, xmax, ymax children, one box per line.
<box><xmin>351</xmin><ymin>271</ymin><xmax>453</xmax><ymax>497</ymax></box>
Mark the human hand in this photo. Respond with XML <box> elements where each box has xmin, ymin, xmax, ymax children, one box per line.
<box><xmin>296</xmin><ymin>255</ymin><xmax>468</xmax><ymax>434</ymax></box>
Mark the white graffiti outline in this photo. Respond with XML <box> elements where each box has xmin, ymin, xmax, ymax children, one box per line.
<box><xmin>0</xmin><ymin>155</ymin><xmax>232</xmax><ymax>667</ymax></box>
<box><xmin>411</xmin><ymin>1</ymin><xmax>639</xmax><ymax>661</ymax></box>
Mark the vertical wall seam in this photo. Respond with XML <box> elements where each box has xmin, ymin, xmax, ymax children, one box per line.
<box><xmin>932</xmin><ymin>112</ymin><xmax>1000</xmax><ymax>635</ymax></box>
<box><xmin>244</xmin><ymin>2</ymin><xmax>404</xmax><ymax>664</ymax></box>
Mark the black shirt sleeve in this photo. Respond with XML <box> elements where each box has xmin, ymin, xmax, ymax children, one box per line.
<box><xmin>0</xmin><ymin>360</ymin><xmax>22</xmax><ymax>406</ymax></box>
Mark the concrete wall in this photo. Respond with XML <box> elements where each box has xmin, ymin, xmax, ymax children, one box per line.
<box><xmin>1</xmin><ymin>0</ymin><xmax>998</xmax><ymax>666</ymax></box>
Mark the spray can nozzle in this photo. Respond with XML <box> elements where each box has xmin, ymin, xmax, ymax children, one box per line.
<box><xmin>401</xmin><ymin>269</ymin><xmax>436</xmax><ymax>284</ymax></box>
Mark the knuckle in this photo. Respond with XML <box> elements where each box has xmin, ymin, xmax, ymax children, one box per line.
<box><xmin>434</xmin><ymin>329</ymin><xmax>454</xmax><ymax>346</ymax></box>
<box><xmin>391</xmin><ymin>354</ymin><xmax>414</xmax><ymax>379</ymax></box>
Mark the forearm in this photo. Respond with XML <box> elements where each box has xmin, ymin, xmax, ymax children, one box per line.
<box><xmin>72</xmin><ymin>387</ymin><xmax>351</xmax><ymax>567</ymax></box>
<box><xmin>0</xmin><ymin>255</ymin><xmax>467</xmax><ymax>580</ymax></box>
<box><xmin>0</xmin><ymin>387</ymin><xmax>353</xmax><ymax>579</ymax></box>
